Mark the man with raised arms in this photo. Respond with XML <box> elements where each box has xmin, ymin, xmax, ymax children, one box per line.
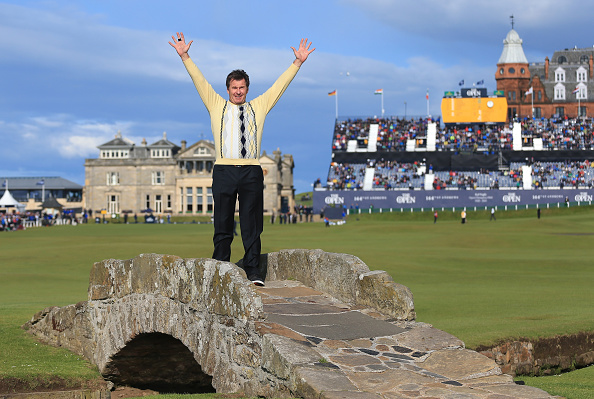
<box><xmin>169</xmin><ymin>33</ymin><xmax>314</xmax><ymax>286</ymax></box>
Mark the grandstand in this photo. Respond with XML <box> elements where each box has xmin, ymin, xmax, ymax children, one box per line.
<box><xmin>314</xmin><ymin>116</ymin><xmax>594</xmax><ymax>213</ymax></box>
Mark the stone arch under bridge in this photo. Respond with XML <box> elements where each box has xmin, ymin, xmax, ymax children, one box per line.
<box><xmin>24</xmin><ymin>250</ymin><xmax>416</xmax><ymax>397</ymax></box>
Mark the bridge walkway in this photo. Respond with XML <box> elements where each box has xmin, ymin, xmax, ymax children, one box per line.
<box><xmin>255</xmin><ymin>280</ymin><xmax>558</xmax><ymax>399</ymax></box>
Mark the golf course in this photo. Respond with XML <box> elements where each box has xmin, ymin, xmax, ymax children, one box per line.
<box><xmin>1</xmin><ymin>204</ymin><xmax>593</xmax><ymax>398</ymax></box>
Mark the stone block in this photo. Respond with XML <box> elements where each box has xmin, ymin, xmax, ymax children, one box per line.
<box><xmin>356</xmin><ymin>271</ymin><xmax>415</xmax><ymax>321</ymax></box>
<box><xmin>293</xmin><ymin>366</ymin><xmax>359</xmax><ymax>399</ymax></box>
<box><xmin>262</xmin><ymin>334</ymin><xmax>321</xmax><ymax>380</ymax></box>
<box><xmin>421</xmin><ymin>349</ymin><xmax>499</xmax><ymax>380</ymax></box>
<box><xmin>576</xmin><ymin>350</ymin><xmax>594</xmax><ymax>367</ymax></box>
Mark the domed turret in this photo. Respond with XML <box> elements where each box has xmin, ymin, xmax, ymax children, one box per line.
<box><xmin>498</xmin><ymin>29</ymin><xmax>528</xmax><ymax>64</ymax></box>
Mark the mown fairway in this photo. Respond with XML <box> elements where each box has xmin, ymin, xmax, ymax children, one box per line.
<box><xmin>1</xmin><ymin>207</ymin><xmax>593</xmax><ymax>395</ymax></box>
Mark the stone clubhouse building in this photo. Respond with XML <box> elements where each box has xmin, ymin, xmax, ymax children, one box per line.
<box><xmin>84</xmin><ymin>132</ymin><xmax>295</xmax><ymax>218</ymax></box>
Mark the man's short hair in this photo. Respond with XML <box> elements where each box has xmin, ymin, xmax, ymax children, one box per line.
<box><xmin>226</xmin><ymin>69</ymin><xmax>250</xmax><ymax>89</ymax></box>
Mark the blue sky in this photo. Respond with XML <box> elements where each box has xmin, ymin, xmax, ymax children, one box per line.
<box><xmin>1</xmin><ymin>0</ymin><xmax>593</xmax><ymax>193</ymax></box>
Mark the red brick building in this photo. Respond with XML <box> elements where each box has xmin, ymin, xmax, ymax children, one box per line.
<box><xmin>496</xmin><ymin>28</ymin><xmax>594</xmax><ymax>121</ymax></box>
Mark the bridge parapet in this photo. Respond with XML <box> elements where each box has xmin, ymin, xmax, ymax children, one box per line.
<box><xmin>264</xmin><ymin>249</ymin><xmax>415</xmax><ymax>320</ymax></box>
<box><xmin>89</xmin><ymin>254</ymin><xmax>263</xmax><ymax>319</ymax></box>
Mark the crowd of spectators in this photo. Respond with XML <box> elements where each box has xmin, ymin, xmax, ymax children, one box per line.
<box><xmin>432</xmin><ymin>172</ymin><xmax>479</xmax><ymax>190</ymax></box>
<box><xmin>326</xmin><ymin>162</ymin><xmax>365</xmax><ymax>190</ymax></box>
<box><xmin>0</xmin><ymin>210</ymin><xmax>84</xmax><ymax>230</ymax></box>
<box><xmin>369</xmin><ymin>159</ymin><xmax>423</xmax><ymax>189</ymax></box>
<box><xmin>530</xmin><ymin>160</ymin><xmax>594</xmax><ymax>189</ymax></box>
<box><xmin>325</xmin><ymin>160</ymin><xmax>594</xmax><ymax>191</ymax></box>
<box><xmin>1</xmin><ymin>212</ymin><xmax>22</xmax><ymax>231</ymax></box>
<box><xmin>325</xmin><ymin>116</ymin><xmax>594</xmax><ymax>191</ymax></box>
<box><xmin>519</xmin><ymin>117</ymin><xmax>594</xmax><ymax>150</ymax></box>
<box><xmin>331</xmin><ymin>116</ymin><xmax>594</xmax><ymax>153</ymax></box>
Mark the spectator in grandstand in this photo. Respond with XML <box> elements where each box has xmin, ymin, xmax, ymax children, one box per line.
<box><xmin>171</xmin><ymin>32</ymin><xmax>314</xmax><ymax>287</ymax></box>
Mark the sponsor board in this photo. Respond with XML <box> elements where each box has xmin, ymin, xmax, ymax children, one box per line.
<box><xmin>313</xmin><ymin>189</ymin><xmax>594</xmax><ymax>213</ymax></box>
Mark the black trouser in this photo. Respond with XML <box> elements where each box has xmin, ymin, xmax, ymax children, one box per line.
<box><xmin>212</xmin><ymin>164</ymin><xmax>263</xmax><ymax>279</ymax></box>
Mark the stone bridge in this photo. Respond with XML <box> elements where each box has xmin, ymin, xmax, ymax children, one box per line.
<box><xmin>24</xmin><ymin>250</ymin><xmax>556</xmax><ymax>399</ymax></box>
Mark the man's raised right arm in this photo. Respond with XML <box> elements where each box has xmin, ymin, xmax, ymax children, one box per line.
<box><xmin>169</xmin><ymin>32</ymin><xmax>222</xmax><ymax>110</ymax></box>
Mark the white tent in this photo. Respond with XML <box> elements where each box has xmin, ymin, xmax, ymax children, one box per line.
<box><xmin>0</xmin><ymin>189</ymin><xmax>26</xmax><ymax>212</ymax></box>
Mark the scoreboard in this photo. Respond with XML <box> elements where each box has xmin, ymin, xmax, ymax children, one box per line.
<box><xmin>441</xmin><ymin>97</ymin><xmax>507</xmax><ymax>124</ymax></box>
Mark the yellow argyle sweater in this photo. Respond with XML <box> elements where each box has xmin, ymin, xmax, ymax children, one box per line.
<box><xmin>183</xmin><ymin>57</ymin><xmax>299</xmax><ymax>166</ymax></box>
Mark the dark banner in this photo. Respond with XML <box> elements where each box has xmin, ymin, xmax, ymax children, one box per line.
<box><xmin>330</xmin><ymin>150</ymin><xmax>594</xmax><ymax>173</ymax></box>
<box><xmin>451</xmin><ymin>153</ymin><xmax>498</xmax><ymax>170</ymax></box>
<box><xmin>313</xmin><ymin>189</ymin><xmax>594</xmax><ymax>213</ymax></box>
<box><xmin>460</xmin><ymin>87</ymin><xmax>488</xmax><ymax>98</ymax></box>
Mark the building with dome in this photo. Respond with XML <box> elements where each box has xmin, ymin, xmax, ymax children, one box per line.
<box><xmin>84</xmin><ymin>132</ymin><xmax>295</xmax><ymax>218</ymax></box>
<box><xmin>496</xmin><ymin>24</ymin><xmax>594</xmax><ymax>120</ymax></box>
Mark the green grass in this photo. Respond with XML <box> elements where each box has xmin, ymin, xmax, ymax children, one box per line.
<box><xmin>1</xmin><ymin>206</ymin><xmax>594</xmax><ymax>398</ymax></box>
<box><xmin>516</xmin><ymin>365</ymin><xmax>594</xmax><ymax>399</ymax></box>
<box><xmin>340</xmin><ymin>208</ymin><xmax>594</xmax><ymax>348</ymax></box>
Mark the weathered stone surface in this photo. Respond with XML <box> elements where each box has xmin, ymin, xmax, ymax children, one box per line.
<box><xmin>328</xmin><ymin>354</ymin><xmax>383</xmax><ymax>367</ymax></box>
<box><xmin>394</xmin><ymin>324</ymin><xmax>465</xmax><ymax>352</ymax></box>
<box><xmin>576</xmin><ymin>350</ymin><xmax>594</xmax><ymax>367</ymax></box>
<box><xmin>262</xmin><ymin>334</ymin><xmax>321</xmax><ymax>380</ymax></box>
<box><xmin>321</xmin><ymin>393</ymin><xmax>384</xmax><ymax>399</ymax></box>
<box><xmin>264</xmin><ymin>249</ymin><xmax>415</xmax><ymax>321</ymax></box>
<box><xmin>345</xmin><ymin>369</ymin><xmax>434</xmax><ymax>392</ymax></box>
<box><xmin>357</xmin><ymin>270</ymin><xmax>416</xmax><ymax>321</ymax></box>
<box><xmin>420</xmin><ymin>349</ymin><xmax>500</xmax><ymax>380</ymax></box>
<box><xmin>293</xmin><ymin>367</ymin><xmax>359</xmax><ymax>399</ymax></box>
<box><xmin>266</xmin><ymin>311</ymin><xmax>406</xmax><ymax>340</ymax></box>
<box><xmin>478</xmin><ymin>331</ymin><xmax>594</xmax><ymax>376</ymax></box>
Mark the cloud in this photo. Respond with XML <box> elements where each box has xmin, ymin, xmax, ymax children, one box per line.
<box><xmin>342</xmin><ymin>0</ymin><xmax>594</xmax><ymax>50</ymax></box>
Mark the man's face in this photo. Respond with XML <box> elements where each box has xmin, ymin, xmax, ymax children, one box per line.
<box><xmin>227</xmin><ymin>79</ymin><xmax>249</xmax><ymax>105</ymax></box>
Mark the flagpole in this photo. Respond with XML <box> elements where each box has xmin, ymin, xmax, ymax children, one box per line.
<box><xmin>335</xmin><ymin>90</ymin><xmax>338</xmax><ymax>120</ymax></box>
<box><xmin>381</xmin><ymin>92</ymin><xmax>384</xmax><ymax>118</ymax></box>
<box><xmin>426</xmin><ymin>89</ymin><xmax>430</xmax><ymax>117</ymax></box>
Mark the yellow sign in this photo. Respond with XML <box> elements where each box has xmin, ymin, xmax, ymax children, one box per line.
<box><xmin>441</xmin><ymin>97</ymin><xmax>507</xmax><ymax>124</ymax></box>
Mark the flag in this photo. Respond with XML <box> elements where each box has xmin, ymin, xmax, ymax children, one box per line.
<box><xmin>2</xmin><ymin>179</ymin><xmax>6</xmax><ymax>187</ymax></box>
<box><xmin>476</xmin><ymin>79</ymin><xmax>484</xmax><ymax>85</ymax></box>
<box><xmin>525</xmin><ymin>87</ymin><xmax>533</xmax><ymax>96</ymax></box>
<box><xmin>36</xmin><ymin>179</ymin><xmax>45</xmax><ymax>185</ymax></box>
<box><xmin>328</xmin><ymin>90</ymin><xmax>336</xmax><ymax>96</ymax></box>
<box><xmin>458</xmin><ymin>80</ymin><xmax>464</xmax><ymax>86</ymax></box>
<box><xmin>573</xmin><ymin>87</ymin><xmax>580</xmax><ymax>94</ymax></box>
<box><xmin>374</xmin><ymin>89</ymin><xmax>383</xmax><ymax>95</ymax></box>
<box><xmin>426</xmin><ymin>90</ymin><xmax>429</xmax><ymax>100</ymax></box>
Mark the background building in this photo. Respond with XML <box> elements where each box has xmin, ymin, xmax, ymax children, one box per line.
<box><xmin>0</xmin><ymin>177</ymin><xmax>83</xmax><ymax>213</ymax></box>
<box><xmin>84</xmin><ymin>132</ymin><xmax>295</xmax><ymax>217</ymax></box>
<box><xmin>496</xmin><ymin>27</ymin><xmax>594</xmax><ymax>120</ymax></box>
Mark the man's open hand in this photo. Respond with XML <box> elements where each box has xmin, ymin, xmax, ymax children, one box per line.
<box><xmin>169</xmin><ymin>32</ymin><xmax>193</xmax><ymax>61</ymax></box>
<box><xmin>292</xmin><ymin>38</ymin><xmax>315</xmax><ymax>67</ymax></box>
